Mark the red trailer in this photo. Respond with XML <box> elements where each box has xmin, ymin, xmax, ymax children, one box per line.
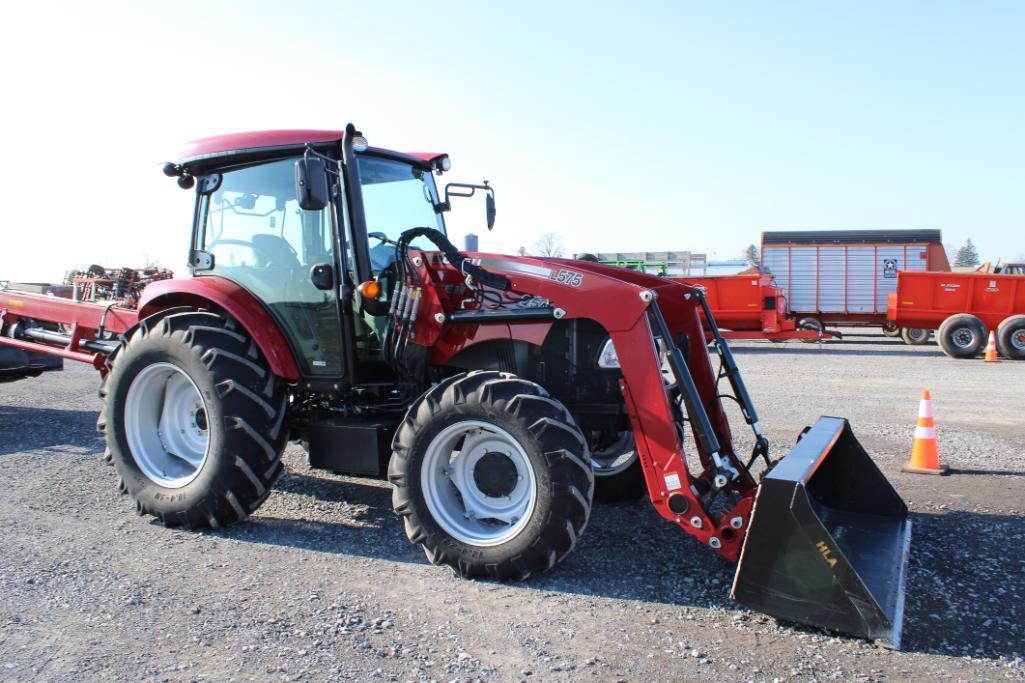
<box><xmin>761</xmin><ymin>230</ymin><xmax>950</xmax><ymax>342</ymax></box>
<box><xmin>675</xmin><ymin>273</ymin><xmax>837</xmax><ymax>341</ymax></box>
<box><xmin>887</xmin><ymin>270</ymin><xmax>1025</xmax><ymax>359</ymax></box>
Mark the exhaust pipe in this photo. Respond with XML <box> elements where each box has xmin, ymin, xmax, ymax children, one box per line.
<box><xmin>731</xmin><ymin>417</ymin><xmax>912</xmax><ymax>647</ymax></box>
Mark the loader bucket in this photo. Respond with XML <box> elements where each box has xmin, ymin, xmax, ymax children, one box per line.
<box><xmin>731</xmin><ymin>416</ymin><xmax>912</xmax><ymax>647</ymax></box>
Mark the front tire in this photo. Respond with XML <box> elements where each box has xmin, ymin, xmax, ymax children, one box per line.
<box><xmin>937</xmin><ymin>313</ymin><xmax>987</xmax><ymax>359</ymax></box>
<box><xmin>390</xmin><ymin>371</ymin><xmax>593</xmax><ymax>580</ymax></box>
<box><xmin>103</xmin><ymin>310</ymin><xmax>287</xmax><ymax>528</ymax></box>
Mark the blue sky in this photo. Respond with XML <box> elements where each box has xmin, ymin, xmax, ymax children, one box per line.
<box><xmin>2</xmin><ymin>1</ymin><xmax>1022</xmax><ymax>280</ymax></box>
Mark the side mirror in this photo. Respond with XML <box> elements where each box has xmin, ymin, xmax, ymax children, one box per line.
<box><xmin>309</xmin><ymin>262</ymin><xmax>335</xmax><ymax>291</ymax></box>
<box><xmin>486</xmin><ymin>193</ymin><xmax>496</xmax><ymax>230</ymax></box>
<box><xmin>295</xmin><ymin>157</ymin><xmax>329</xmax><ymax>211</ymax></box>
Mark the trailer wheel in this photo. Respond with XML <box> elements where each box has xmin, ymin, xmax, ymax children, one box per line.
<box><xmin>881</xmin><ymin>322</ymin><xmax>901</xmax><ymax>338</ymax></box>
<box><xmin>390</xmin><ymin>370</ymin><xmax>593</xmax><ymax>580</ymax></box>
<box><xmin>797</xmin><ymin>317</ymin><xmax>823</xmax><ymax>343</ymax></box>
<box><xmin>589</xmin><ymin>431</ymin><xmax>645</xmax><ymax>503</ymax></box>
<box><xmin>102</xmin><ymin>310</ymin><xmax>287</xmax><ymax>528</ymax></box>
<box><xmin>996</xmin><ymin>315</ymin><xmax>1025</xmax><ymax>360</ymax></box>
<box><xmin>937</xmin><ymin>313</ymin><xmax>987</xmax><ymax>359</ymax></box>
<box><xmin>900</xmin><ymin>327</ymin><xmax>930</xmax><ymax>345</ymax></box>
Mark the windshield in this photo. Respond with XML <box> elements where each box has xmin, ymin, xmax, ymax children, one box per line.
<box><xmin>357</xmin><ymin>155</ymin><xmax>443</xmax><ymax>273</ymax></box>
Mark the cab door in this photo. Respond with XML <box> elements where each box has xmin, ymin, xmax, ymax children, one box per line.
<box><xmin>197</xmin><ymin>157</ymin><xmax>345</xmax><ymax>377</ymax></box>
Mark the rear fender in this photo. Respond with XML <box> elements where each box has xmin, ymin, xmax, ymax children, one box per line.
<box><xmin>137</xmin><ymin>276</ymin><xmax>301</xmax><ymax>380</ymax></box>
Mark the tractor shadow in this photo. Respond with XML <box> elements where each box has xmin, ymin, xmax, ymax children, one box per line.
<box><xmin>227</xmin><ymin>469</ymin><xmax>425</xmax><ymax>565</ymax></box>
<box><xmin>0</xmin><ymin>405</ymin><xmax>103</xmax><ymax>457</ymax></box>
<box><xmin>231</xmin><ymin>470</ymin><xmax>1025</xmax><ymax>660</ymax></box>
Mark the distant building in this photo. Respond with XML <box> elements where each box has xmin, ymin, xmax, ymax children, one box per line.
<box><xmin>574</xmin><ymin>251</ymin><xmax>708</xmax><ymax>276</ymax></box>
<box><xmin>706</xmin><ymin>259</ymin><xmax>750</xmax><ymax>276</ymax></box>
<box><xmin>464</xmin><ymin>233</ymin><xmax>479</xmax><ymax>252</ymax></box>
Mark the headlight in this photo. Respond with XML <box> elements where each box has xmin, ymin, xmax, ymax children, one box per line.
<box><xmin>596</xmin><ymin>336</ymin><xmax>671</xmax><ymax>375</ymax></box>
<box><xmin>597</xmin><ymin>338</ymin><xmax>620</xmax><ymax>368</ymax></box>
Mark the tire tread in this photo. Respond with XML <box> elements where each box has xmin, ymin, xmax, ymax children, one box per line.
<box><xmin>391</xmin><ymin>370</ymin><xmax>593</xmax><ymax>581</ymax></box>
<box><xmin>102</xmin><ymin>309</ymin><xmax>287</xmax><ymax>529</ymax></box>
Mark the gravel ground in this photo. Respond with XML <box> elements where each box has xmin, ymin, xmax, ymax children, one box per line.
<box><xmin>1</xmin><ymin>328</ymin><xmax>1023</xmax><ymax>682</ymax></box>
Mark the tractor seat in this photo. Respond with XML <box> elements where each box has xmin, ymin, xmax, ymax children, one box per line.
<box><xmin>252</xmin><ymin>234</ymin><xmax>302</xmax><ymax>271</ymax></box>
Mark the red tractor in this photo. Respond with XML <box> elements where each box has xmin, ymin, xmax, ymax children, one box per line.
<box><xmin>0</xmin><ymin>125</ymin><xmax>911</xmax><ymax>645</ymax></box>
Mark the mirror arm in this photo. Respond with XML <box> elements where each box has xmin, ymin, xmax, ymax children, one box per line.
<box><xmin>440</xmin><ymin>181</ymin><xmax>494</xmax><ymax>211</ymax></box>
<box><xmin>302</xmin><ymin>145</ymin><xmax>341</xmax><ymax>176</ymax></box>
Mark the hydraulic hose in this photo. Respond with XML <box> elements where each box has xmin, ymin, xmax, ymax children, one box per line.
<box><xmin>397</xmin><ymin>227</ymin><xmax>510</xmax><ymax>291</ymax></box>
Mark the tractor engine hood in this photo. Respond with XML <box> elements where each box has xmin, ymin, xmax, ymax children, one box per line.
<box><xmin>469</xmin><ymin>254</ymin><xmax>701</xmax><ymax>296</ymax></box>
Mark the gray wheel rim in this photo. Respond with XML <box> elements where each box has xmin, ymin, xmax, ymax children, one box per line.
<box><xmin>907</xmin><ymin>328</ymin><xmax>928</xmax><ymax>343</ymax></box>
<box><xmin>591</xmin><ymin>432</ymin><xmax>638</xmax><ymax>477</ymax></box>
<box><xmin>1012</xmin><ymin>329</ymin><xmax>1025</xmax><ymax>351</ymax></box>
<box><xmin>124</xmin><ymin>362</ymin><xmax>210</xmax><ymax>488</ymax></box>
<box><xmin>951</xmin><ymin>327</ymin><xmax>977</xmax><ymax>349</ymax></box>
<box><xmin>421</xmin><ymin>420</ymin><xmax>537</xmax><ymax>547</ymax></box>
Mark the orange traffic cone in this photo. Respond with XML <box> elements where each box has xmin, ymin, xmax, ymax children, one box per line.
<box><xmin>902</xmin><ymin>390</ymin><xmax>949</xmax><ymax>475</ymax></box>
<box><xmin>984</xmin><ymin>331</ymin><xmax>999</xmax><ymax>362</ymax></box>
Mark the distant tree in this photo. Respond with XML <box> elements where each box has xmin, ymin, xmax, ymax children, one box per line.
<box><xmin>516</xmin><ymin>246</ymin><xmax>528</xmax><ymax>256</ymax></box>
<box><xmin>533</xmin><ymin>233</ymin><xmax>564</xmax><ymax>258</ymax></box>
<box><xmin>741</xmin><ymin>243</ymin><xmax>760</xmax><ymax>266</ymax></box>
<box><xmin>953</xmin><ymin>239</ymin><xmax>981</xmax><ymax>267</ymax></box>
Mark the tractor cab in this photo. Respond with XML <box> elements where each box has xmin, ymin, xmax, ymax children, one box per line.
<box><xmin>169</xmin><ymin>127</ymin><xmax>489</xmax><ymax>388</ymax></box>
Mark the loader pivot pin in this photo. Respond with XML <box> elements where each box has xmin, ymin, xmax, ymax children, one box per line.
<box><xmin>667</xmin><ymin>493</ymin><xmax>689</xmax><ymax>515</ymax></box>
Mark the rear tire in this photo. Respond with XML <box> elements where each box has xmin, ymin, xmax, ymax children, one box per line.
<box><xmin>937</xmin><ymin>313</ymin><xmax>987</xmax><ymax>359</ymax></box>
<box><xmin>996</xmin><ymin>315</ymin><xmax>1025</xmax><ymax>360</ymax></box>
<box><xmin>589</xmin><ymin>431</ymin><xmax>646</xmax><ymax>503</ymax></box>
<box><xmin>390</xmin><ymin>371</ymin><xmax>593</xmax><ymax>580</ymax></box>
<box><xmin>797</xmin><ymin>317</ymin><xmax>823</xmax><ymax>343</ymax></box>
<box><xmin>881</xmin><ymin>322</ymin><xmax>901</xmax><ymax>338</ymax></box>
<box><xmin>900</xmin><ymin>327</ymin><xmax>930</xmax><ymax>345</ymax></box>
<box><xmin>102</xmin><ymin>310</ymin><xmax>287</xmax><ymax>528</ymax></box>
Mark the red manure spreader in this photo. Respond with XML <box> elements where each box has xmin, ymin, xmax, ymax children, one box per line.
<box><xmin>0</xmin><ymin>126</ymin><xmax>912</xmax><ymax>644</ymax></box>
<box><xmin>888</xmin><ymin>270</ymin><xmax>1025</xmax><ymax>359</ymax></box>
<box><xmin>672</xmin><ymin>273</ymin><xmax>839</xmax><ymax>342</ymax></box>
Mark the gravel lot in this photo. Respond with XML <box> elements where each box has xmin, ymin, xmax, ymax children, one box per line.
<box><xmin>1</xmin><ymin>328</ymin><xmax>1023</xmax><ymax>681</ymax></box>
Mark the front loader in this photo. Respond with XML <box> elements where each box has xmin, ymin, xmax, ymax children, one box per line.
<box><xmin>0</xmin><ymin>125</ymin><xmax>911</xmax><ymax>645</ymax></box>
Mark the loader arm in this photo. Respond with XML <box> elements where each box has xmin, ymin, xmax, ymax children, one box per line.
<box><xmin>404</xmin><ymin>248</ymin><xmax>761</xmax><ymax>560</ymax></box>
<box><xmin>400</xmin><ymin>235</ymin><xmax>912</xmax><ymax>646</ymax></box>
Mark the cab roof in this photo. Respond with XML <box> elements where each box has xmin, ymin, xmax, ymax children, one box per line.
<box><xmin>176</xmin><ymin>129</ymin><xmax>445</xmax><ymax>171</ymax></box>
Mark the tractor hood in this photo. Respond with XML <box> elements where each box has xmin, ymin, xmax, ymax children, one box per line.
<box><xmin>470</xmin><ymin>254</ymin><xmax>701</xmax><ymax>295</ymax></box>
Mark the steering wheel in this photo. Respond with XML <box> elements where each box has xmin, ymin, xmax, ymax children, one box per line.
<box><xmin>206</xmin><ymin>238</ymin><xmax>301</xmax><ymax>269</ymax></box>
<box><xmin>206</xmin><ymin>239</ymin><xmax>274</xmax><ymax>262</ymax></box>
